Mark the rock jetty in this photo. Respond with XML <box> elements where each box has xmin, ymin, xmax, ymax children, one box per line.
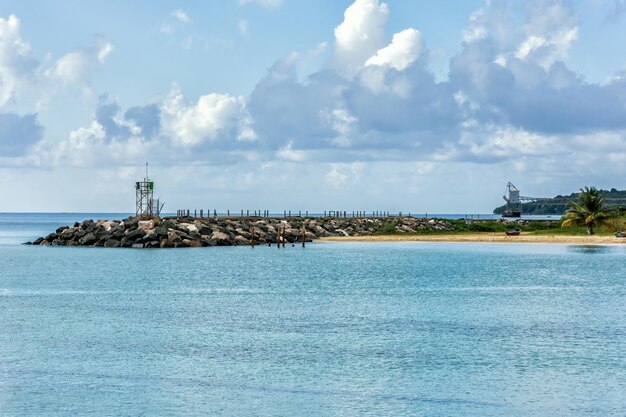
<box><xmin>26</xmin><ymin>216</ymin><xmax>456</xmax><ymax>248</ymax></box>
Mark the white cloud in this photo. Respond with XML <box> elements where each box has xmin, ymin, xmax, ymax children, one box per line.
<box><xmin>161</xmin><ymin>9</ymin><xmax>190</xmax><ymax>36</ymax></box>
<box><xmin>515</xmin><ymin>27</ymin><xmax>577</xmax><ymax>69</ymax></box>
<box><xmin>332</xmin><ymin>0</ymin><xmax>389</xmax><ymax>75</ymax></box>
<box><xmin>365</xmin><ymin>28</ymin><xmax>423</xmax><ymax>71</ymax></box>
<box><xmin>321</xmin><ymin>107</ymin><xmax>358</xmax><ymax>147</ymax></box>
<box><xmin>173</xmin><ymin>9</ymin><xmax>190</xmax><ymax>23</ymax></box>
<box><xmin>45</xmin><ymin>37</ymin><xmax>113</xmax><ymax>99</ymax></box>
<box><xmin>325</xmin><ymin>162</ymin><xmax>365</xmax><ymax>188</ymax></box>
<box><xmin>276</xmin><ymin>140</ymin><xmax>306</xmax><ymax>161</ymax></box>
<box><xmin>161</xmin><ymin>85</ymin><xmax>253</xmax><ymax>147</ymax></box>
<box><xmin>0</xmin><ymin>15</ymin><xmax>38</xmax><ymax>108</ymax></box>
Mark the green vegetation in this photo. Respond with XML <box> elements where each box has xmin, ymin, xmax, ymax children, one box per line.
<box><xmin>377</xmin><ymin>221</ymin><xmax>399</xmax><ymax>235</ymax></box>
<box><xmin>561</xmin><ymin>186</ymin><xmax>620</xmax><ymax>235</ymax></box>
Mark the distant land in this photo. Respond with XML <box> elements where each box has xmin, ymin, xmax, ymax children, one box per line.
<box><xmin>493</xmin><ymin>188</ymin><xmax>626</xmax><ymax>215</ymax></box>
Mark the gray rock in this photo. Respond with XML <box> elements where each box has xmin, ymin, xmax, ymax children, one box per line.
<box><xmin>104</xmin><ymin>239</ymin><xmax>121</xmax><ymax>248</ymax></box>
<box><xmin>210</xmin><ymin>230</ymin><xmax>231</xmax><ymax>246</ymax></box>
<box><xmin>78</xmin><ymin>233</ymin><xmax>98</xmax><ymax>245</ymax></box>
<box><xmin>56</xmin><ymin>226</ymin><xmax>69</xmax><ymax>234</ymax></box>
<box><xmin>82</xmin><ymin>219</ymin><xmax>95</xmax><ymax>229</ymax></box>
<box><xmin>125</xmin><ymin>228</ymin><xmax>146</xmax><ymax>241</ymax></box>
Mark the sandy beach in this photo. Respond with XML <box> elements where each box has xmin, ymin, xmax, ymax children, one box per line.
<box><xmin>319</xmin><ymin>233</ymin><xmax>626</xmax><ymax>245</ymax></box>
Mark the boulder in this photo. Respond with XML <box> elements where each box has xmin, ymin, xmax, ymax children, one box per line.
<box><xmin>131</xmin><ymin>243</ymin><xmax>144</xmax><ymax>249</ymax></box>
<box><xmin>210</xmin><ymin>230</ymin><xmax>231</xmax><ymax>246</ymax></box>
<box><xmin>154</xmin><ymin>225</ymin><xmax>169</xmax><ymax>237</ymax></box>
<box><xmin>199</xmin><ymin>226</ymin><xmax>213</xmax><ymax>236</ymax></box>
<box><xmin>78</xmin><ymin>232</ymin><xmax>97</xmax><ymax>245</ymax></box>
<box><xmin>234</xmin><ymin>235</ymin><xmax>249</xmax><ymax>245</ymax></box>
<box><xmin>180</xmin><ymin>223</ymin><xmax>198</xmax><ymax>233</ymax></box>
<box><xmin>104</xmin><ymin>239</ymin><xmax>121</xmax><ymax>248</ymax></box>
<box><xmin>167</xmin><ymin>230</ymin><xmax>182</xmax><ymax>243</ymax></box>
<box><xmin>137</xmin><ymin>220</ymin><xmax>155</xmax><ymax>233</ymax></box>
<box><xmin>110</xmin><ymin>226</ymin><xmax>125</xmax><ymax>239</ymax></box>
<box><xmin>160</xmin><ymin>239</ymin><xmax>174</xmax><ymax>248</ymax></box>
<box><xmin>189</xmin><ymin>240</ymin><xmax>202</xmax><ymax>248</ymax></box>
<box><xmin>125</xmin><ymin>228</ymin><xmax>146</xmax><ymax>242</ymax></box>
<box><xmin>82</xmin><ymin>219</ymin><xmax>95</xmax><ymax>229</ymax></box>
<box><xmin>56</xmin><ymin>226</ymin><xmax>69</xmax><ymax>234</ymax></box>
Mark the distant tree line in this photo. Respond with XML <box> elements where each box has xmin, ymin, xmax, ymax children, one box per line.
<box><xmin>493</xmin><ymin>188</ymin><xmax>626</xmax><ymax>215</ymax></box>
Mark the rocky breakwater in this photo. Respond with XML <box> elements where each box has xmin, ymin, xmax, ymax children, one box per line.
<box><xmin>26</xmin><ymin>216</ymin><xmax>456</xmax><ymax>248</ymax></box>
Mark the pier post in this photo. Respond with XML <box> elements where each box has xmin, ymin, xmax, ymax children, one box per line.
<box><xmin>302</xmin><ymin>224</ymin><xmax>305</xmax><ymax>247</ymax></box>
<box><xmin>289</xmin><ymin>210</ymin><xmax>291</xmax><ymax>218</ymax></box>
<box><xmin>227</xmin><ymin>209</ymin><xmax>230</xmax><ymax>217</ymax></box>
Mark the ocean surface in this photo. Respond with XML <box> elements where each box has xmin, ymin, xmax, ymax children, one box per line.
<box><xmin>0</xmin><ymin>213</ymin><xmax>624</xmax><ymax>416</ymax></box>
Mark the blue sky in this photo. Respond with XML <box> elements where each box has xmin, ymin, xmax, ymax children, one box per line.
<box><xmin>1</xmin><ymin>0</ymin><xmax>626</xmax><ymax>212</ymax></box>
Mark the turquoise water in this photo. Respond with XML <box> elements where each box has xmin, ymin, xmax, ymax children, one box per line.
<box><xmin>0</xmin><ymin>214</ymin><xmax>625</xmax><ymax>416</ymax></box>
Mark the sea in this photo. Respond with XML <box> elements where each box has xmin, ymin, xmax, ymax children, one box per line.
<box><xmin>0</xmin><ymin>213</ymin><xmax>624</xmax><ymax>416</ymax></box>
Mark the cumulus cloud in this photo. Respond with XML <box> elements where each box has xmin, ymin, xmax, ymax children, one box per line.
<box><xmin>7</xmin><ymin>0</ymin><xmax>626</xmax><ymax>207</ymax></box>
<box><xmin>0</xmin><ymin>15</ymin><xmax>38</xmax><ymax>108</ymax></box>
<box><xmin>161</xmin><ymin>85</ymin><xmax>254</xmax><ymax>147</ymax></box>
<box><xmin>365</xmin><ymin>28</ymin><xmax>423</xmax><ymax>71</ymax></box>
<box><xmin>331</xmin><ymin>0</ymin><xmax>390</xmax><ymax>76</ymax></box>
<box><xmin>45</xmin><ymin>37</ymin><xmax>113</xmax><ymax>98</ymax></box>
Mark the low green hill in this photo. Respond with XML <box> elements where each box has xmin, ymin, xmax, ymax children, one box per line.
<box><xmin>493</xmin><ymin>188</ymin><xmax>626</xmax><ymax>215</ymax></box>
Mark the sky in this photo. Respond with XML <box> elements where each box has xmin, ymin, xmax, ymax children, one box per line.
<box><xmin>1</xmin><ymin>0</ymin><xmax>626</xmax><ymax>213</ymax></box>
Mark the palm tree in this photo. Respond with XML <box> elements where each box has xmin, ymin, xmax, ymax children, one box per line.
<box><xmin>562</xmin><ymin>186</ymin><xmax>616</xmax><ymax>235</ymax></box>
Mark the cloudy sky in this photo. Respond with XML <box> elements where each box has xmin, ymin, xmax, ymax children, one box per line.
<box><xmin>1</xmin><ymin>0</ymin><xmax>626</xmax><ymax>213</ymax></box>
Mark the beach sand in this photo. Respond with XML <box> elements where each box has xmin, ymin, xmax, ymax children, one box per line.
<box><xmin>319</xmin><ymin>233</ymin><xmax>626</xmax><ymax>245</ymax></box>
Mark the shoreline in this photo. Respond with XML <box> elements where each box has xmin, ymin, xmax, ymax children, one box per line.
<box><xmin>319</xmin><ymin>233</ymin><xmax>626</xmax><ymax>245</ymax></box>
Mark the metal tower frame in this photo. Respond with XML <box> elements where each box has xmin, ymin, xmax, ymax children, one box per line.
<box><xmin>136</xmin><ymin>163</ymin><xmax>155</xmax><ymax>217</ymax></box>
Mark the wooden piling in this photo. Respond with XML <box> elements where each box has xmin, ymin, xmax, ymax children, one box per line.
<box><xmin>301</xmin><ymin>224</ymin><xmax>305</xmax><ymax>247</ymax></box>
<box><xmin>282</xmin><ymin>224</ymin><xmax>286</xmax><ymax>248</ymax></box>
